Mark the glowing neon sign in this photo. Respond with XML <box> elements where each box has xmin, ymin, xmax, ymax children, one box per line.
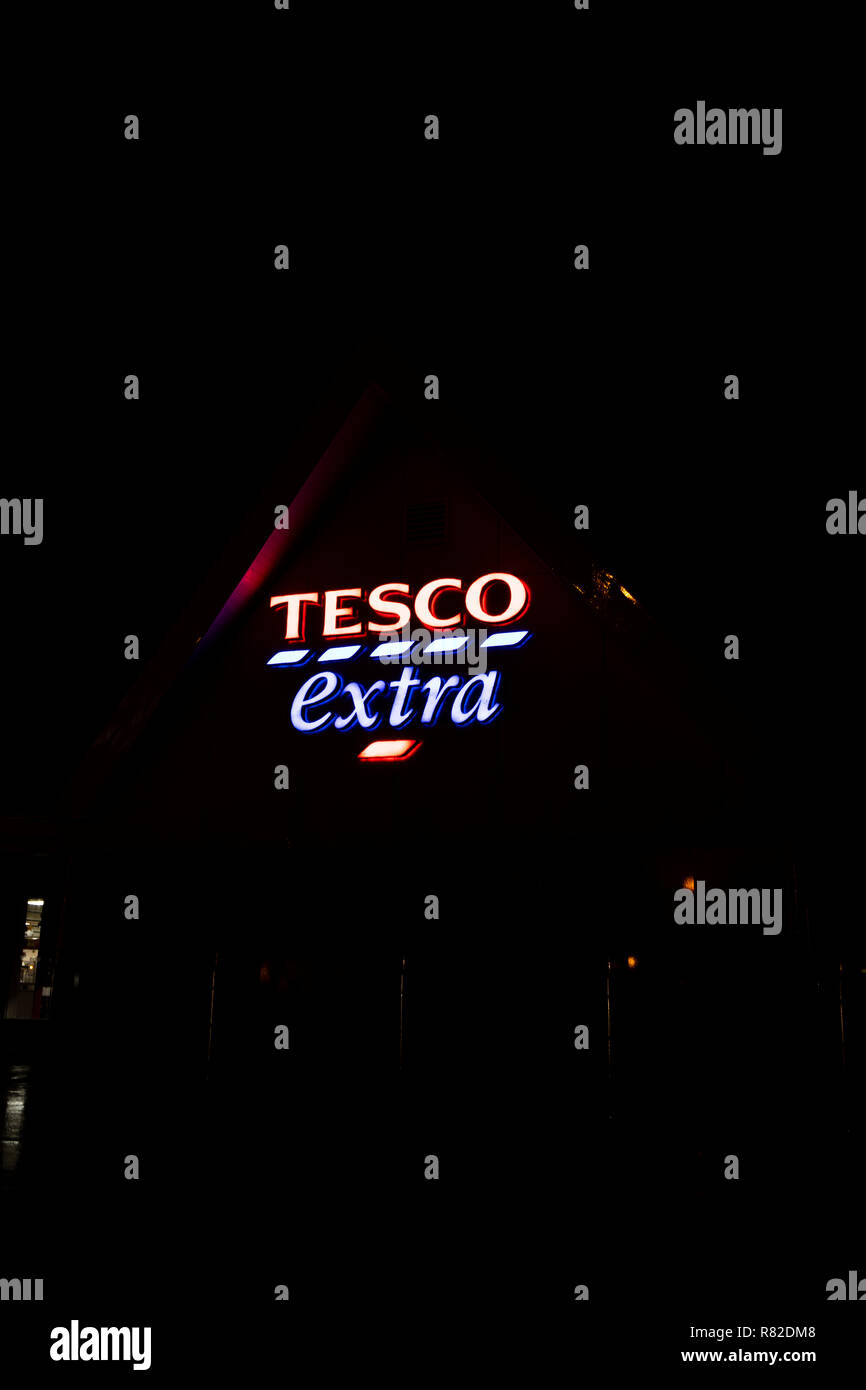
<box><xmin>267</xmin><ymin>572</ymin><xmax>531</xmax><ymax>756</ymax></box>
<box><xmin>269</xmin><ymin>572</ymin><xmax>530</xmax><ymax>640</ymax></box>
<box><xmin>289</xmin><ymin>668</ymin><xmax>503</xmax><ymax>733</ymax></box>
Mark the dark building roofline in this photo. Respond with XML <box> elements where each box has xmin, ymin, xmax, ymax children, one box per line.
<box><xmin>65</xmin><ymin>384</ymin><xmax>390</xmax><ymax>814</ymax></box>
<box><xmin>64</xmin><ymin>382</ymin><xmax>703</xmax><ymax>818</ymax></box>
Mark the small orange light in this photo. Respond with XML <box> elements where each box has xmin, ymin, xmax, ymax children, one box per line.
<box><xmin>358</xmin><ymin>739</ymin><xmax>421</xmax><ymax>761</ymax></box>
<box><xmin>620</xmin><ymin>586</ymin><xmax>636</xmax><ymax>603</ymax></box>
<box><xmin>683</xmin><ymin>876</ymin><xmax>695</xmax><ymax>891</ymax></box>
<box><xmin>627</xmin><ymin>956</ymin><xmax>637</xmax><ymax>969</ymax></box>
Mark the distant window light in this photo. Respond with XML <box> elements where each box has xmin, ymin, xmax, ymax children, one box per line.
<box><xmin>18</xmin><ymin>897</ymin><xmax>44</xmax><ymax>988</ymax></box>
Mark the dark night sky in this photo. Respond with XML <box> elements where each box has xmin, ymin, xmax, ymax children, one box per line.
<box><xmin>1</xmin><ymin>5</ymin><xmax>859</xmax><ymax>828</ymax></box>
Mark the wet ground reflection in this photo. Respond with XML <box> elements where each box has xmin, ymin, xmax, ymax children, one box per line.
<box><xmin>1</xmin><ymin>1063</ymin><xmax>30</xmax><ymax>1174</ymax></box>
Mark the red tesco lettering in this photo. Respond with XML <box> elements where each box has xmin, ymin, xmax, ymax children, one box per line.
<box><xmin>270</xmin><ymin>572</ymin><xmax>530</xmax><ymax>641</ymax></box>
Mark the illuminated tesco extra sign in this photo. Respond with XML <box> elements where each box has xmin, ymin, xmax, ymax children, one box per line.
<box><xmin>269</xmin><ymin>572</ymin><xmax>530</xmax><ymax>640</ymax></box>
<box><xmin>267</xmin><ymin>572</ymin><xmax>532</xmax><ymax>757</ymax></box>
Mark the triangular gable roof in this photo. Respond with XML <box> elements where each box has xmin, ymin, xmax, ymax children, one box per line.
<box><xmin>65</xmin><ymin>382</ymin><xmax>707</xmax><ymax>820</ymax></box>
